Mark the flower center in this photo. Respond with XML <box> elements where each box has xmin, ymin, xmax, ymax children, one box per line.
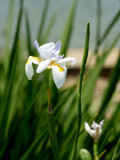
<box><xmin>49</xmin><ymin>61</ymin><xmax>64</xmax><ymax>72</ymax></box>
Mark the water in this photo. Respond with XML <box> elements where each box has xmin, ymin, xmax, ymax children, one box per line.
<box><xmin>0</xmin><ymin>0</ymin><xmax>119</xmax><ymax>50</ymax></box>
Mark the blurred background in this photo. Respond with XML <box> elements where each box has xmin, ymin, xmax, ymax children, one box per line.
<box><xmin>0</xmin><ymin>0</ymin><xmax>119</xmax><ymax>50</ymax></box>
<box><xmin>0</xmin><ymin>0</ymin><xmax>120</xmax><ymax>159</ymax></box>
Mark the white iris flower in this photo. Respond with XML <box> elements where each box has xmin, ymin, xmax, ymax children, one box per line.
<box><xmin>25</xmin><ymin>40</ymin><xmax>76</xmax><ymax>89</ymax></box>
<box><xmin>85</xmin><ymin>120</ymin><xmax>104</xmax><ymax>141</ymax></box>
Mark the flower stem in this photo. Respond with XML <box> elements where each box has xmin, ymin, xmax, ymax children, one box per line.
<box><xmin>93</xmin><ymin>141</ymin><xmax>99</xmax><ymax>160</ymax></box>
<box><xmin>44</xmin><ymin>71</ymin><xmax>60</xmax><ymax>160</ymax></box>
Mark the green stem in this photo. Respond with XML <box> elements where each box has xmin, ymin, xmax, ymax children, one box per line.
<box><xmin>93</xmin><ymin>142</ymin><xmax>99</xmax><ymax>160</ymax></box>
<box><xmin>44</xmin><ymin>71</ymin><xmax>60</xmax><ymax>160</ymax></box>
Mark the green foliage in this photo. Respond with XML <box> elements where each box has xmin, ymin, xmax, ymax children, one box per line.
<box><xmin>0</xmin><ymin>0</ymin><xmax>120</xmax><ymax>160</ymax></box>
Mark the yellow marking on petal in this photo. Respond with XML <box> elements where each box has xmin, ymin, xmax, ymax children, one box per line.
<box><xmin>49</xmin><ymin>61</ymin><xmax>64</xmax><ymax>72</ymax></box>
<box><xmin>26</xmin><ymin>57</ymin><xmax>42</xmax><ymax>64</ymax></box>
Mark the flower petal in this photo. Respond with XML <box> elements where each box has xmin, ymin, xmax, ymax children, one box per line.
<box><xmin>58</xmin><ymin>57</ymin><xmax>76</xmax><ymax>66</ymax></box>
<box><xmin>34</xmin><ymin>40</ymin><xmax>48</xmax><ymax>59</ymax></box>
<box><xmin>99</xmin><ymin>120</ymin><xmax>104</xmax><ymax>126</ymax></box>
<box><xmin>40</xmin><ymin>42</ymin><xmax>55</xmax><ymax>50</ymax></box>
<box><xmin>85</xmin><ymin>122</ymin><xmax>95</xmax><ymax>138</ymax></box>
<box><xmin>91</xmin><ymin>121</ymin><xmax>99</xmax><ymax>130</ymax></box>
<box><xmin>25</xmin><ymin>56</ymin><xmax>41</xmax><ymax>80</ymax></box>
<box><xmin>51</xmin><ymin>40</ymin><xmax>61</xmax><ymax>56</ymax></box>
<box><xmin>51</xmin><ymin>66</ymin><xmax>67</xmax><ymax>89</ymax></box>
<box><xmin>85</xmin><ymin>122</ymin><xmax>91</xmax><ymax>132</ymax></box>
<box><xmin>36</xmin><ymin>59</ymin><xmax>51</xmax><ymax>73</ymax></box>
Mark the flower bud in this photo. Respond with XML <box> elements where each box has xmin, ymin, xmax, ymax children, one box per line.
<box><xmin>79</xmin><ymin>149</ymin><xmax>92</xmax><ymax>160</ymax></box>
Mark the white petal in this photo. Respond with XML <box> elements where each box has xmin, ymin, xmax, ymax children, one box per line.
<box><xmin>40</xmin><ymin>42</ymin><xmax>55</xmax><ymax>51</ymax></box>
<box><xmin>58</xmin><ymin>57</ymin><xmax>76</xmax><ymax>66</ymax></box>
<box><xmin>52</xmin><ymin>66</ymin><xmax>67</xmax><ymax>89</ymax></box>
<box><xmin>34</xmin><ymin>40</ymin><xmax>48</xmax><ymax>59</ymax></box>
<box><xmin>85</xmin><ymin>122</ymin><xmax>91</xmax><ymax>132</ymax></box>
<box><xmin>25</xmin><ymin>56</ymin><xmax>40</xmax><ymax>80</ymax></box>
<box><xmin>36</xmin><ymin>59</ymin><xmax>51</xmax><ymax>73</ymax></box>
<box><xmin>85</xmin><ymin>122</ymin><xmax>95</xmax><ymax>138</ymax></box>
<box><xmin>91</xmin><ymin>121</ymin><xmax>99</xmax><ymax>130</ymax></box>
<box><xmin>99</xmin><ymin>120</ymin><xmax>104</xmax><ymax>127</ymax></box>
<box><xmin>51</xmin><ymin>40</ymin><xmax>61</xmax><ymax>56</ymax></box>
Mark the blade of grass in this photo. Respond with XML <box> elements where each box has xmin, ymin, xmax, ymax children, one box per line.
<box><xmin>60</xmin><ymin>0</ymin><xmax>78</xmax><ymax>56</ymax></box>
<box><xmin>98</xmin><ymin>53</ymin><xmax>120</xmax><ymax>121</ymax></box>
<box><xmin>0</xmin><ymin>41</ymin><xmax>19</xmax><ymax>147</ymax></box>
<box><xmin>37</xmin><ymin>0</ymin><xmax>50</xmax><ymax>44</ymax></box>
<box><xmin>111</xmin><ymin>138</ymin><xmax>120</xmax><ymax>160</ymax></box>
<box><xmin>20</xmin><ymin>128</ymin><xmax>47</xmax><ymax>160</ymax></box>
<box><xmin>7</xmin><ymin>0</ymin><xmax>24</xmax><ymax>78</ymax></box>
<box><xmin>0</xmin><ymin>0</ymin><xmax>24</xmax><ymax>147</ymax></box>
<box><xmin>72</xmin><ymin>22</ymin><xmax>90</xmax><ymax>160</ymax></box>
<box><xmin>44</xmin><ymin>71</ymin><xmax>60</xmax><ymax>160</ymax></box>
<box><xmin>25</xmin><ymin>10</ymin><xmax>32</xmax><ymax>55</ymax></box>
<box><xmin>95</xmin><ymin>0</ymin><xmax>102</xmax><ymax>53</ymax></box>
<box><xmin>97</xmin><ymin>10</ymin><xmax>120</xmax><ymax>47</ymax></box>
<box><xmin>42</xmin><ymin>12</ymin><xmax>57</xmax><ymax>44</ymax></box>
<box><xmin>5</xmin><ymin>0</ymin><xmax>15</xmax><ymax>54</ymax></box>
<box><xmin>82</xmin><ymin>33</ymin><xmax>120</xmax><ymax>114</ymax></box>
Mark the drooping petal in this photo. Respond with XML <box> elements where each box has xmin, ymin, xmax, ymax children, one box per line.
<box><xmin>25</xmin><ymin>56</ymin><xmax>41</xmax><ymax>80</ymax></box>
<box><xmin>36</xmin><ymin>59</ymin><xmax>51</xmax><ymax>73</ymax></box>
<box><xmin>51</xmin><ymin>65</ymin><xmax>67</xmax><ymax>89</ymax></box>
<box><xmin>58</xmin><ymin>57</ymin><xmax>76</xmax><ymax>66</ymax></box>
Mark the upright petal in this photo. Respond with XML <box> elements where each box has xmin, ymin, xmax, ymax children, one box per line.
<box><xmin>91</xmin><ymin>121</ymin><xmax>99</xmax><ymax>130</ymax></box>
<box><xmin>40</xmin><ymin>42</ymin><xmax>55</xmax><ymax>50</ymax></box>
<box><xmin>99</xmin><ymin>120</ymin><xmax>104</xmax><ymax>127</ymax></box>
<box><xmin>36</xmin><ymin>59</ymin><xmax>51</xmax><ymax>73</ymax></box>
<box><xmin>51</xmin><ymin>40</ymin><xmax>61</xmax><ymax>56</ymax></box>
<box><xmin>25</xmin><ymin>56</ymin><xmax>41</xmax><ymax>80</ymax></box>
<box><xmin>58</xmin><ymin>57</ymin><xmax>76</xmax><ymax>66</ymax></box>
<box><xmin>85</xmin><ymin>122</ymin><xmax>91</xmax><ymax>133</ymax></box>
<box><xmin>85</xmin><ymin>122</ymin><xmax>96</xmax><ymax>139</ymax></box>
<box><xmin>34</xmin><ymin>40</ymin><xmax>48</xmax><ymax>59</ymax></box>
<box><xmin>51</xmin><ymin>66</ymin><xmax>67</xmax><ymax>89</ymax></box>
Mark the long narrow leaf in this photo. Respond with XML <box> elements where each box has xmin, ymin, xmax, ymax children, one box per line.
<box><xmin>25</xmin><ymin>10</ymin><xmax>32</xmax><ymax>55</ymax></box>
<box><xmin>37</xmin><ymin>0</ymin><xmax>50</xmax><ymax>44</ymax></box>
<box><xmin>97</xmin><ymin>10</ymin><xmax>120</xmax><ymax>46</ymax></box>
<box><xmin>72</xmin><ymin>22</ymin><xmax>90</xmax><ymax>160</ymax></box>
<box><xmin>60</xmin><ymin>0</ymin><xmax>78</xmax><ymax>56</ymax></box>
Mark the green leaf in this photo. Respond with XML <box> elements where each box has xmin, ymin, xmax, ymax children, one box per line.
<box><xmin>25</xmin><ymin>10</ymin><xmax>32</xmax><ymax>56</ymax></box>
<box><xmin>42</xmin><ymin>12</ymin><xmax>57</xmax><ymax>44</ymax></box>
<box><xmin>60</xmin><ymin>0</ymin><xmax>78</xmax><ymax>56</ymax></box>
<box><xmin>72</xmin><ymin>22</ymin><xmax>90</xmax><ymax>160</ymax></box>
<box><xmin>20</xmin><ymin>128</ymin><xmax>48</xmax><ymax>160</ymax></box>
<box><xmin>82</xmin><ymin>33</ymin><xmax>120</xmax><ymax>115</ymax></box>
<box><xmin>48</xmin><ymin>109</ymin><xmax>60</xmax><ymax>160</ymax></box>
<box><xmin>98</xmin><ymin>53</ymin><xmax>120</xmax><ymax>120</ymax></box>
<box><xmin>0</xmin><ymin>0</ymin><xmax>24</xmax><ymax>147</ymax></box>
<box><xmin>37</xmin><ymin>0</ymin><xmax>50</xmax><ymax>44</ymax></box>
<box><xmin>97</xmin><ymin>10</ymin><xmax>120</xmax><ymax>46</ymax></box>
<box><xmin>111</xmin><ymin>138</ymin><xmax>120</xmax><ymax>160</ymax></box>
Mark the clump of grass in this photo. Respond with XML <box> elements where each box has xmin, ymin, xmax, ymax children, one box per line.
<box><xmin>0</xmin><ymin>0</ymin><xmax>120</xmax><ymax>160</ymax></box>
